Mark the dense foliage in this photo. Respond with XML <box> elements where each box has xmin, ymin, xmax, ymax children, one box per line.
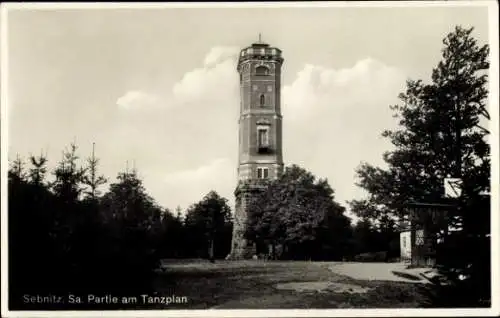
<box><xmin>245</xmin><ymin>165</ymin><xmax>354</xmax><ymax>261</ymax></box>
<box><xmin>184</xmin><ymin>191</ymin><xmax>233</xmax><ymax>260</ymax></box>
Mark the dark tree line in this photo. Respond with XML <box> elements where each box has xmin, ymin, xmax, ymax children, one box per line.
<box><xmin>350</xmin><ymin>216</ymin><xmax>400</xmax><ymax>261</ymax></box>
<box><xmin>8</xmin><ymin>144</ymin><xmax>232</xmax><ymax>309</ymax></box>
<box><xmin>9</xmin><ymin>142</ymin><xmax>398</xmax><ymax>310</ymax></box>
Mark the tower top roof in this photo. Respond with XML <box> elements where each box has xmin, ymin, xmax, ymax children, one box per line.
<box><xmin>251</xmin><ymin>42</ymin><xmax>270</xmax><ymax>48</ymax></box>
<box><xmin>237</xmin><ymin>34</ymin><xmax>283</xmax><ymax>67</ymax></box>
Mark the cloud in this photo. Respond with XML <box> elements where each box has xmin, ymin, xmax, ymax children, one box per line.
<box><xmin>116</xmin><ymin>90</ymin><xmax>160</xmax><ymax>109</ymax></box>
<box><xmin>164</xmin><ymin>158</ymin><xmax>233</xmax><ymax>184</ymax></box>
<box><xmin>282</xmin><ymin>58</ymin><xmax>406</xmax><ymax>207</ymax></box>
<box><xmin>203</xmin><ymin>46</ymin><xmax>240</xmax><ymax>67</ymax></box>
<box><xmin>172</xmin><ymin>46</ymin><xmax>239</xmax><ymax>105</ymax></box>
<box><xmin>161</xmin><ymin>158</ymin><xmax>236</xmax><ymax>210</ymax></box>
<box><xmin>283</xmin><ymin>58</ymin><xmax>406</xmax><ymax>122</ymax></box>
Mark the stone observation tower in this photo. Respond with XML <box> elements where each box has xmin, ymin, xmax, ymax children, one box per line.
<box><xmin>228</xmin><ymin>36</ymin><xmax>284</xmax><ymax>259</ymax></box>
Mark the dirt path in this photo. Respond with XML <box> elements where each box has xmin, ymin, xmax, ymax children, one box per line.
<box><xmin>328</xmin><ymin>262</ymin><xmax>429</xmax><ymax>283</ymax></box>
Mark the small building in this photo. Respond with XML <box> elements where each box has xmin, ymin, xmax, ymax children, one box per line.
<box><xmin>400</xmin><ymin>202</ymin><xmax>456</xmax><ymax>267</ymax></box>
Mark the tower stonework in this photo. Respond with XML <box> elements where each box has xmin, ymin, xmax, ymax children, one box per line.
<box><xmin>229</xmin><ymin>39</ymin><xmax>284</xmax><ymax>260</ymax></box>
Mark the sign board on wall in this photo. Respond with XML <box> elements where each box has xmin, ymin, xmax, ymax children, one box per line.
<box><xmin>444</xmin><ymin>178</ymin><xmax>463</xmax><ymax>198</ymax></box>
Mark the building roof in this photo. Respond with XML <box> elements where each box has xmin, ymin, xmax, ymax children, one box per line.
<box><xmin>251</xmin><ymin>42</ymin><xmax>270</xmax><ymax>48</ymax></box>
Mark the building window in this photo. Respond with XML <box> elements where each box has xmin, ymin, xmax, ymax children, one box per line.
<box><xmin>260</xmin><ymin>94</ymin><xmax>265</xmax><ymax>107</ymax></box>
<box><xmin>258</xmin><ymin>128</ymin><xmax>269</xmax><ymax>147</ymax></box>
<box><xmin>415</xmin><ymin>229</ymin><xmax>424</xmax><ymax>246</ymax></box>
<box><xmin>253</xmin><ymin>85</ymin><xmax>258</xmax><ymax>91</ymax></box>
<box><xmin>267</xmin><ymin>85</ymin><xmax>273</xmax><ymax>92</ymax></box>
<box><xmin>257</xmin><ymin>167</ymin><xmax>269</xmax><ymax>179</ymax></box>
<box><xmin>402</xmin><ymin>236</ymin><xmax>407</xmax><ymax>248</ymax></box>
<box><xmin>256</xmin><ymin>66</ymin><xmax>269</xmax><ymax>76</ymax></box>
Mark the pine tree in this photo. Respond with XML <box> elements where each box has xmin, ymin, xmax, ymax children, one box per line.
<box><xmin>99</xmin><ymin>168</ymin><xmax>164</xmax><ymax>293</ymax></box>
<box><xmin>9</xmin><ymin>154</ymin><xmax>27</xmax><ymax>183</ymax></box>
<box><xmin>82</xmin><ymin>142</ymin><xmax>107</xmax><ymax>200</ymax></box>
<box><xmin>28</xmin><ymin>152</ymin><xmax>48</xmax><ymax>186</ymax></box>
<box><xmin>349</xmin><ymin>26</ymin><xmax>490</xmax><ymax>306</ymax></box>
<box><xmin>349</xmin><ymin>26</ymin><xmax>489</xmax><ymax>221</ymax></box>
<box><xmin>51</xmin><ymin>143</ymin><xmax>87</xmax><ymax>203</ymax></box>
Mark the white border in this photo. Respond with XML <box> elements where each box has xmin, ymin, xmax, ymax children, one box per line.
<box><xmin>487</xmin><ymin>0</ymin><xmax>500</xmax><ymax>316</ymax></box>
<box><xmin>0</xmin><ymin>1</ymin><xmax>497</xmax><ymax>9</ymax></box>
<box><xmin>1</xmin><ymin>1</ymin><xmax>10</xmax><ymax>317</ymax></box>
<box><xmin>1</xmin><ymin>1</ymin><xmax>499</xmax><ymax>317</ymax></box>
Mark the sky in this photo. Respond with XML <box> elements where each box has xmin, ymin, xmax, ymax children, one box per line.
<box><xmin>5</xmin><ymin>4</ymin><xmax>491</xmax><ymax>218</ymax></box>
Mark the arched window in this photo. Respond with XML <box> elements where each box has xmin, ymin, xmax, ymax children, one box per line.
<box><xmin>260</xmin><ymin>94</ymin><xmax>265</xmax><ymax>107</ymax></box>
<box><xmin>256</xmin><ymin>66</ymin><xmax>269</xmax><ymax>76</ymax></box>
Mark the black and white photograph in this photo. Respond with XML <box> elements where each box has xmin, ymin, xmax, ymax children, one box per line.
<box><xmin>1</xmin><ymin>1</ymin><xmax>499</xmax><ymax>317</ymax></box>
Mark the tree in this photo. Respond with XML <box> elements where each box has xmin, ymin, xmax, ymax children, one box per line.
<box><xmin>175</xmin><ymin>205</ymin><xmax>184</xmax><ymax>221</ymax></box>
<box><xmin>28</xmin><ymin>152</ymin><xmax>48</xmax><ymax>186</ymax></box>
<box><xmin>349</xmin><ymin>26</ymin><xmax>489</xmax><ymax>222</ymax></box>
<box><xmin>8</xmin><ymin>153</ymin><xmax>56</xmax><ymax>300</ymax></box>
<box><xmin>46</xmin><ymin>143</ymin><xmax>90</xmax><ymax>285</ymax></box>
<box><xmin>246</xmin><ymin>164</ymin><xmax>352</xmax><ymax>260</ymax></box>
<box><xmin>349</xmin><ymin>26</ymin><xmax>490</xmax><ymax>306</ymax></box>
<box><xmin>184</xmin><ymin>191</ymin><xmax>232</xmax><ymax>260</ymax></box>
<box><xmin>82</xmin><ymin>142</ymin><xmax>107</xmax><ymax>200</ymax></box>
<box><xmin>51</xmin><ymin>143</ymin><xmax>87</xmax><ymax>203</ymax></box>
<box><xmin>99</xmin><ymin>169</ymin><xmax>165</xmax><ymax>292</ymax></box>
<box><xmin>158</xmin><ymin>207</ymin><xmax>185</xmax><ymax>258</ymax></box>
<box><xmin>351</xmin><ymin>217</ymin><xmax>377</xmax><ymax>254</ymax></box>
<box><xmin>9</xmin><ymin>154</ymin><xmax>26</xmax><ymax>182</ymax></box>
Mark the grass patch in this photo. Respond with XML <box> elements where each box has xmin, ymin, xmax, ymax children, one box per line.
<box><xmin>146</xmin><ymin>260</ymin><xmax>428</xmax><ymax>309</ymax></box>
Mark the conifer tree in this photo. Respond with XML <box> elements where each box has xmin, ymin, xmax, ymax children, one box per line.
<box><xmin>82</xmin><ymin>142</ymin><xmax>107</xmax><ymax>200</ymax></box>
<box><xmin>349</xmin><ymin>26</ymin><xmax>490</xmax><ymax>306</ymax></box>
<box><xmin>349</xmin><ymin>26</ymin><xmax>489</xmax><ymax>221</ymax></box>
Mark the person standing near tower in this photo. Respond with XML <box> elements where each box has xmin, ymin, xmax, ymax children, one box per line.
<box><xmin>228</xmin><ymin>37</ymin><xmax>284</xmax><ymax>260</ymax></box>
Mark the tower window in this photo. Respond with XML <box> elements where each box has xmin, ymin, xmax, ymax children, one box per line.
<box><xmin>260</xmin><ymin>94</ymin><xmax>265</xmax><ymax>107</ymax></box>
<box><xmin>256</xmin><ymin>66</ymin><xmax>269</xmax><ymax>76</ymax></box>
<box><xmin>258</xmin><ymin>128</ymin><xmax>269</xmax><ymax>147</ymax></box>
<box><xmin>257</xmin><ymin>167</ymin><xmax>269</xmax><ymax>179</ymax></box>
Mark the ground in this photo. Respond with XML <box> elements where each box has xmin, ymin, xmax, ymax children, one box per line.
<box><xmin>145</xmin><ymin>260</ymin><xmax>431</xmax><ymax>309</ymax></box>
